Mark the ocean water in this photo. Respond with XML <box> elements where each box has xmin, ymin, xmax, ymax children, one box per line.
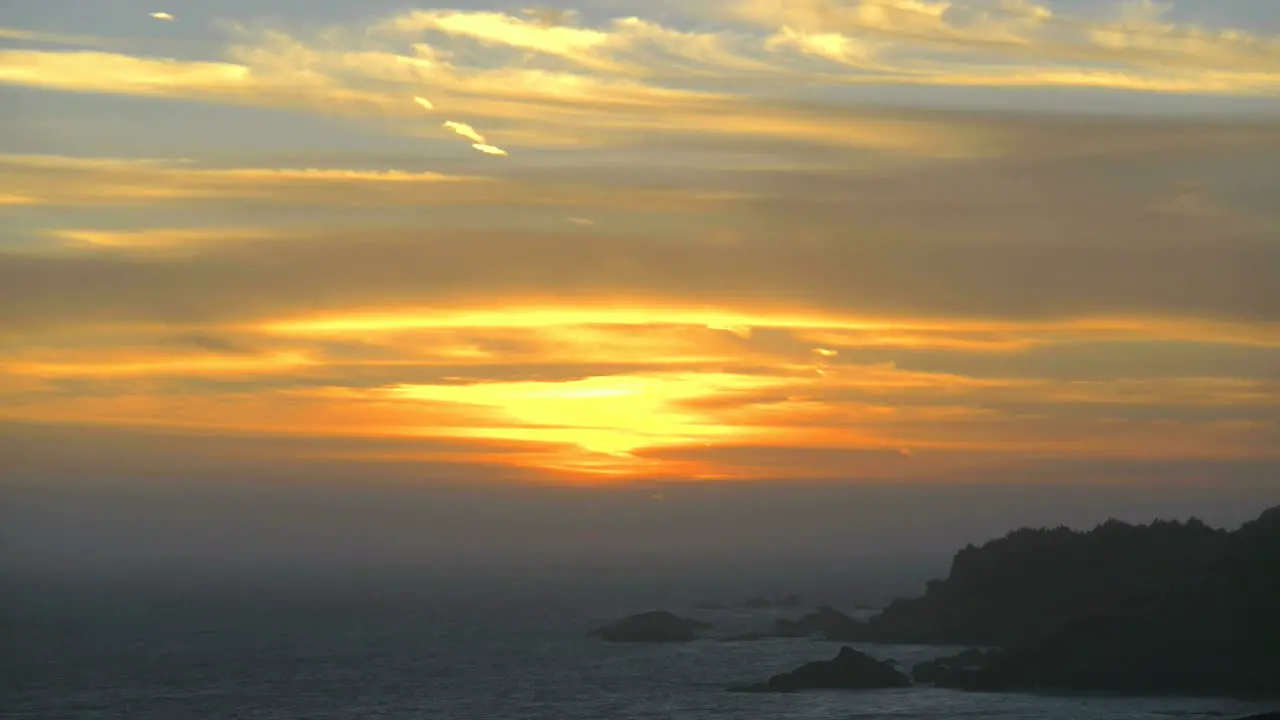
<box><xmin>6</xmin><ymin>575</ymin><xmax>1279</xmax><ymax>720</ymax></box>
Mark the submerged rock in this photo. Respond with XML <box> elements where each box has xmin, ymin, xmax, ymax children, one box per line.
<box><xmin>587</xmin><ymin>611</ymin><xmax>710</xmax><ymax>643</ymax></box>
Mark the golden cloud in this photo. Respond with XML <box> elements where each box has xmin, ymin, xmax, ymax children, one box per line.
<box><xmin>382</xmin><ymin>10</ymin><xmax>622</xmax><ymax>71</ymax></box>
<box><xmin>0</xmin><ymin>50</ymin><xmax>253</xmax><ymax>95</ymax></box>
<box><xmin>5</xmin><ymin>300</ymin><xmax>1277</xmax><ymax>478</ymax></box>
<box><xmin>741</xmin><ymin>0</ymin><xmax>1280</xmax><ymax>94</ymax></box>
<box><xmin>257</xmin><ymin>305</ymin><xmax>1280</xmax><ymax>349</ymax></box>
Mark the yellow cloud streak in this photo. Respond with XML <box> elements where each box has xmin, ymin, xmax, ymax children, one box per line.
<box><xmin>741</xmin><ymin>0</ymin><xmax>1280</xmax><ymax>79</ymax></box>
<box><xmin>800</xmin><ymin>329</ymin><xmax>1044</xmax><ymax>352</ymax></box>
<box><xmin>0</xmin><ymin>389</ymin><xmax>505</xmax><ymax>442</ymax></box>
<box><xmin>259</xmin><ymin>305</ymin><xmax>1280</xmax><ymax>348</ymax></box>
<box><xmin>0</xmin><ymin>193</ymin><xmax>38</xmax><ymax>206</ymax></box>
<box><xmin>385</xmin><ymin>10</ymin><xmax>620</xmax><ymax>71</ymax></box>
<box><xmin>0</xmin><ymin>26</ymin><xmax>118</xmax><ymax>48</ymax></box>
<box><xmin>0</xmin><ymin>50</ymin><xmax>252</xmax><ymax>94</ymax></box>
<box><xmin>443</xmin><ymin>120</ymin><xmax>486</xmax><ymax>144</ymax></box>
<box><xmin>820</xmin><ymin>64</ymin><xmax>1280</xmax><ymax>96</ymax></box>
<box><xmin>0</xmin><ymin>155</ymin><xmax>726</xmax><ymax>212</ymax></box>
<box><xmin>6</xmin><ymin>352</ymin><xmax>314</xmax><ymax>378</ymax></box>
<box><xmin>50</xmin><ymin>227</ymin><xmax>275</xmax><ymax>249</ymax></box>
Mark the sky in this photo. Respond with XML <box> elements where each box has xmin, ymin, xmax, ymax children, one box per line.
<box><xmin>2</xmin><ymin>0</ymin><xmax>1279</xmax><ymax>572</ymax></box>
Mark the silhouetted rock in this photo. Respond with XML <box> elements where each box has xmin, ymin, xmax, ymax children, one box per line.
<box><xmin>866</xmin><ymin>515</ymin><xmax>1231</xmax><ymax>646</ymax></box>
<box><xmin>944</xmin><ymin>505</ymin><xmax>1280</xmax><ymax>697</ymax></box>
<box><xmin>730</xmin><ymin>646</ymin><xmax>911</xmax><ymax>692</ymax></box>
<box><xmin>1233</xmin><ymin>714</ymin><xmax>1280</xmax><ymax>720</ymax></box>
<box><xmin>587</xmin><ymin>611</ymin><xmax>711</xmax><ymax>643</ymax></box>
<box><xmin>774</xmin><ymin>605</ymin><xmax>866</xmax><ymax>640</ymax></box>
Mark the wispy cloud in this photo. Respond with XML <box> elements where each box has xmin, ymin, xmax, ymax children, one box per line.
<box><xmin>443</xmin><ymin>121</ymin><xmax>486</xmax><ymax>144</ymax></box>
<box><xmin>3</xmin><ymin>2</ymin><xmax>1274</xmax><ymax>163</ymax></box>
<box><xmin>0</xmin><ymin>155</ymin><xmax>497</xmax><ymax>206</ymax></box>
<box><xmin>739</xmin><ymin>0</ymin><xmax>1280</xmax><ymax>93</ymax></box>
<box><xmin>0</xmin><ymin>50</ymin><xmax>253</xmax><ymax>96</ymax></box>
<box><xmin>442</xmin><ymin>120</ymin><xmax>507</xmax><ymax>154</ymax></box>
<box><xmin>0</xmin><ymin>154</ymin><xmax>738</xmax><ymax>211</ymax></box>
<box><xmin>382</xmin><ymin>10</ymin><xmax>623</xmax><ymax>72</ymax></box>
<box><xmin>0</xmin><ymin>26</ymin><xmax>115</xmax><ymax>48</ymax></box>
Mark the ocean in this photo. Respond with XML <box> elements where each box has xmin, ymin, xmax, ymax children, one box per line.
<box><xmin>6</xmin><ymin>571</ymin><xmax>1279</xmax><ymax>720</ymax></box>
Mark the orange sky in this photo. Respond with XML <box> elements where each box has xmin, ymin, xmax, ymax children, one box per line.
<box><xmin>4</xmin><ymin>300</ymin><xmax>1278</xmax><ymax>482</ymax></box>
<box><xmin>2</xmin><ymin>0</ymin><xmax>1279</xmax><ymax>488</ymax></box>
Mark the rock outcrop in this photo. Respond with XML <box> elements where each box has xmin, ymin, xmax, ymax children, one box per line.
<box><xmin>864</xmin><ymin>517</ymin><xmax>1230</xmax><ymax>646</ymax></box>
<box><xmin>941</xmin><ymin>506</ymin><xmax>1280</xmax><ymax>697</ymax></box>
<box><xmin>729</xmin><ymin>646</ymin><xmax>911</xmax><ymax>692</ymax></box>
<box><xmin>587</xmin><ymin>611</ymin><xmax>711</xmax><ymax>643</ymax></box>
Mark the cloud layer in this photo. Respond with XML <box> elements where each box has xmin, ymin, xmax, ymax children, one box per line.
<box><xmin>1</xmin><ymin>0</ymin><xmax>1277</xmax><ymax>483</ymax></box>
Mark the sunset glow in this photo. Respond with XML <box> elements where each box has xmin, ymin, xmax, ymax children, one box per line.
<box><xmin>2</xmin><ymin>0</ymin><xmax>1277</xmax><ymax>486</ymax></box>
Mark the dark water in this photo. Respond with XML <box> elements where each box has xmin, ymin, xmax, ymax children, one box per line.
<box><xmin>6</xmin><ymin>575</ymin><xmax>1278</xmax><ymax>720</ymax></box>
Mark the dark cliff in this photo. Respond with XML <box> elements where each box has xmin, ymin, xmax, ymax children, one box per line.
<box><xmin>953</xmin><ymin>506</ymin><xmax>1280</xmax><ymax>697</ymax></box>
<box><xmin>865</xmin><ymin>516</ymin><xmax>1231</xmax><ymax>646</ymax></box>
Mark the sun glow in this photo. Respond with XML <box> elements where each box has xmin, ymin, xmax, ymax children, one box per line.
<box><xmin>6</xmin><ymin>300</ymin><xmax>1277</xmax><ymax>481</ymax></box>
<box><xmin>387</xmin><ymin>372</ymin><xmax>778</xmax><ymax>469</ymax></box>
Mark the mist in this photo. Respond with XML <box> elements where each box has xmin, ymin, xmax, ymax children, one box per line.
<box><xmin>6</xmin><ymin>458</ymin><xmax>1277</xmax><ymax>609</ymax></box>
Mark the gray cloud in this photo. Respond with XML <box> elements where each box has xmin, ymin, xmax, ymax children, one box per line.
<box><xmin>1</xmin><ymin>219</ymin><xmax>1275</xmax><ymax>330</ymax></box>
<box><xmin>2</xmin><ymin>107</ymin><xmax>1275</xmax><ymax>329</ymax></box>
